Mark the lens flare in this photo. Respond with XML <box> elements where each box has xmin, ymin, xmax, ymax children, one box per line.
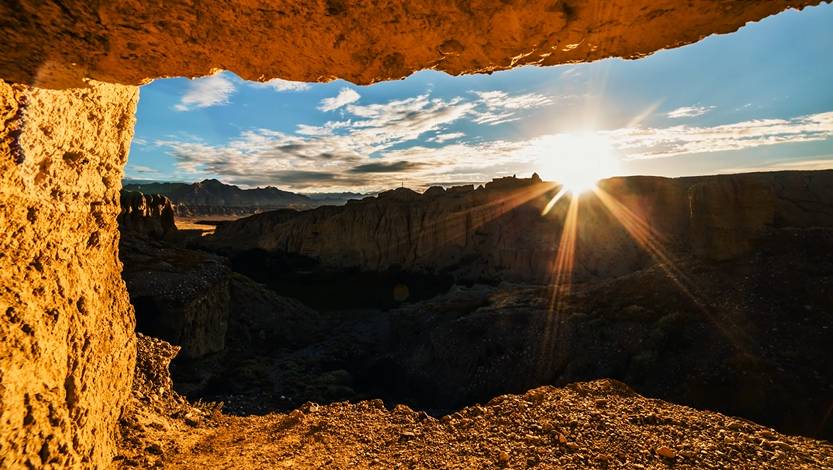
<box><xmin>536</xmin><ymin>132</ymin><xmax>619</xmax><ymax>195</ymax></box>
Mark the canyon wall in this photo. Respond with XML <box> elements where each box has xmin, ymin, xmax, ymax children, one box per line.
<box><xmin>0</xmin><ymin>0</ymin><xmax>822</xmax><ymax>88</ymax></box>
<box><xmin>0</xmin><ymin>81</ymin><xmax>137</xmax><ymax>468</ymax></box>
<box><xmin>212</xmin><ymin>171</ymin><xmax>833</xmax><ymax>282</ymax></box>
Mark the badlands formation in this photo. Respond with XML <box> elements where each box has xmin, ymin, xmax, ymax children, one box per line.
<box><xmin>0</xmin><ymin>1</ymin><xmax>831</xmax><ymax>468</ymax></box>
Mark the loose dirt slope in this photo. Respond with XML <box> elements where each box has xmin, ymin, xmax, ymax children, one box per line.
<box><xmin>117</xmin><ymin>338</ymin><xmax>833</xmax><ymax>469</ymax></box>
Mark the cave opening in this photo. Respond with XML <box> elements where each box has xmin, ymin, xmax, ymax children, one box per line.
<box><xmin>3</xmin><ymin>1</ymin><xmax>833</xmax><ymax>468</ymax></box>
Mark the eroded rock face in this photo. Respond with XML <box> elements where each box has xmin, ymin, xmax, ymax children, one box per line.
<box><xmin>0</xmin><ymin>0</ymin><xmax>822</xmax><ymax>88</ymax></box>
<box><xmin>118</xmin><ymin>191</ymin><xmax>177</xmax><ymax>239</ymax></box>
<box><xmin>0</xmin><ymin>81</ymin><xmax>137</xmax><ymax>468</ymax></box>
<box><xmin>212</xmin><ymin>171</ymin><xmax>833</xmax><ymax>282</ymax></box>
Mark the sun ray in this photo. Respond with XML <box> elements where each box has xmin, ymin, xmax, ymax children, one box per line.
<box><xmin>541</xmin><ymin>187</ymin><xmax>568</xmax><ymax>216</ymax></box>
<box><xmin>591</xmin><ymin>186</ymin><xmax>755</xmax><ymax>349</ymax></box>
<box><xmin>537</xmin><ymin>193</ymin><xmax>580</xmax><ymax>376</ymax></box>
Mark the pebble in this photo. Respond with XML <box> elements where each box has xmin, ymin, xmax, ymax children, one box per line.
<box><xmin>657</xmin><ymin>446</ymin><xmax>676</xmax><ymax>459</ymax></box>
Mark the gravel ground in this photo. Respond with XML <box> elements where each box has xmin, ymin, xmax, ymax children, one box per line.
<box><xmin>121</xmin><ymin>376</ymin><xmax>833</xmax><ymax>469</ymax></box>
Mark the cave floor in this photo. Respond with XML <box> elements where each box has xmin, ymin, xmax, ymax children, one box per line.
<box><xmin>115</xmin><ymin>379</ymin><xmax>833</xmax><ymax>469</ymax></box>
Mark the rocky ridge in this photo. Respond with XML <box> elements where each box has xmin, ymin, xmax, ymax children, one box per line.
<box><xmin>123</xmin><ymin>179</ymin><xmax>315</xmax><ymax>218</ymax></box>
<box><xmin>117</xmin><ymin>193</ymin><xmax>232</xmax><ymax>359</ymax></box>
<box><xmin>211</xmin><ymin>170</ymin><xmax>833</xmax><ymax>282</ymax></box>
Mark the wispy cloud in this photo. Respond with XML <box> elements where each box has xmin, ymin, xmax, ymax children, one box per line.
<box><xmin>666</xmin><ymin>106</ymin><xmax>715</xmax><ymax>119</ymax></box>
<box><xmin>319</xmin><ymin>87</ymin><xmax>361</xmax><ymax>111</ymax></box>
<box><xmin>125</xmin><ymin>165</ymin><xmax>161</xmax><ymax>179</ymax></box>
<box><xmin>471</xmin><ymin>90</ymin><xmax>552</xmax><ymax>126</ymax></box>
<box><xmin>474</xmin><ymin>90</ymin><xmax>553</xmax><ymax>110</ymax></box>
<box><xmin>609</xmin><ymin>111</ymin><xmax>833</xmax><ymax>159</ymax></box>
<box><xmin>254</xmin><ymin>78</ymin><xmax>311</xmax><ymax>92</ymax></box>
<box><xmin>430</xmin><ymin>132</ymin><xmax>465</xmax><ymax>143</ymax></box>
<box><xmin>174</xmin><ymin>74</ymin><xmax>236</xmax><ymax>111</ymax></box>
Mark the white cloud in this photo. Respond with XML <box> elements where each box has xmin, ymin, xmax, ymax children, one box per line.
<box><xmin>472</xmin><ymin>111</ymin><xmax>519</xmax><ymax>126</ymax></box>
<box><xmin>718</xmin><ymin>157</ymin><xmax>833</xmax><ymax>174</ymax></box>
<box><xmin>471</xmin><ymin>90</ymin><xmax>552</xmax><ymax>126</ymax></box>
<box><xmin>174</xmin><ymin>74</ymin><xmax>236</xmax><ymax>111</ymax></box>
<box><xmin>608</xmin><ymin>111</ymin><xmax>833</xmax><ymax>159</ymax></box>
<box><xmin>430</xmin><ymin>132</ymin><xmax>465</xmax><ymax>143</ymax></box>
<box><xmin>254</xmin><ymin>78</ymin><xmax>311</xmax><ymax>92</ymax></box>
<box><xmin>474</xmin><ymin>90</ymin><xmax>552</xmax><ymax>110</ymax></box>
<box><xmin>125</xmin><ymin>165</ymin><xmax>161</xmax><ymax>179</ymax></box>
<box><xmin>666</xmin><ymin>106</ymin><xmax>715</xmax><ymax>119</ymax></box>
<box><xmin>319</xmin><ymin>87</ymin><xmax>361</xmax><ymax>111</ymax></box>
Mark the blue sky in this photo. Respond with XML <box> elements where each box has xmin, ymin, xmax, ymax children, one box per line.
<box><xmin>128</xmin><ymin>3</ymin><xmax>833</xmax><ymax>192</ymax></box>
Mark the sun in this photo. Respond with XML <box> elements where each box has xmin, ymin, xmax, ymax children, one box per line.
<box><xmin>536</xmin><ymin>132</ymin><xmax>619</xmax><ymax>194</ymax></box>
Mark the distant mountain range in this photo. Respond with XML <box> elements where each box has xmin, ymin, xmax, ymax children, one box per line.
<box><xmin>122</xmin><ymin>179</ymin><xmax>365</xmax><ymax>217</ymax></box>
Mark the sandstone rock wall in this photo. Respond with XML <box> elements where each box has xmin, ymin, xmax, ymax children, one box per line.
<box><xmin>212</xmin><ymin>171</ymin><xmax>833</xmax><ymax>282</ymax></box>
<box><xmin>0</xmin><ymin>81</ymin><xmax>137</xmax><ymax>468</ymax></box>
<box><xmin>0</xmin><ymin>1</ymin><xmax>821</xmax><ymax>88</ymax></box>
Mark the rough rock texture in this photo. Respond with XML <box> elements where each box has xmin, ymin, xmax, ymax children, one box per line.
<box><xmin>0</xmin><ymin>2</ymin><xmax>828</xmax><ymax>468</ymax></box>
<box><xmin>0</xmin><ymin>81</ymin><xmax>137</xmax><ymax>468</ymax></box>
<box><xmin>0</xmin><ymin>1</ymin><xmax>823</xmax><ymax>88</ymax></box>
<box><xmin>690</xmin><ymin>172</ymin><xmax>833</xmax><ymax>259</ymax></box>
<box><xmin>212</xmin><ymin>171</ymin><xmax>833</xmax><ymax>281</ymax></box>
<box><xmin>128</xmin><ymin>379</ymin><xmax>833</xmax><ymax>469</ymax></box>
<box><xmin>171</xmin><ymin>273</ymin><xmax>326</xmax><ymax>415</ymax></box>
<box><xmin>118</xmin><ymin>191</ymin><xmax>176</xmax><ymax>239</ymax></box>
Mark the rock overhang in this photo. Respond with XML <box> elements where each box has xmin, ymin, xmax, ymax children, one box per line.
<box><xmin>0</xmin><ymin>0</ymin><xmax>826</xmax><ymax>88</ymax></box>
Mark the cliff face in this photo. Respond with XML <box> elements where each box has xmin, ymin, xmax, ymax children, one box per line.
<box><xmin>212</xmin><ymin>171</ymin><xmax>833</xmax><ymax>282</ymax></box>
<box><xmin>0</xmin><ymin>0</ymin><xmax>821</xmax><ymax>88</ymax></box>
<box><xmin>0</xmin><ymin>81</ymin><xmax>137</xmax><ymax>468</ymax></box>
